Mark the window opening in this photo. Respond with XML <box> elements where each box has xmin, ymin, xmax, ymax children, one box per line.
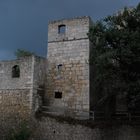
<box><xmin>57</xmin><ymin>64</ymin><xmax>63</xmax><ymax>71</ymax></box>
<box><xmin>58</xmin><ymin>25</ymin><xmax>66</xmax><ymax>34</ymax></box>
<box><xmin>12</xmin><ymin>65</ymin><xmax>20</xmax><ymax>78</ymax></box>
<box><xmin>55</xmin><ymin>91</ymin><xmax>62</xmax><ymax>98</ymax></box>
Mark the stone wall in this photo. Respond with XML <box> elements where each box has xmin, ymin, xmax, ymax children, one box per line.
<box><xmin>0</xmin><ymin>89</ymin><xmax>31</xmax><ymax>118</ymax></box>
<box><xmin>46</xmin><ymin>16</ymin><xmax>92</xmax><ymax>118</ymax></box>
<box><xmin>0</xmin><ymin>57</ymin><xmax>33</xmax><ymax>89</ymax></box>
<box><xmin>0</xmin><ymin>57</ymin><xmax>33</xmax><ymax>120</ymax></box>
<box><xmin>33</xmin><ymin>56</ymin><xmax>46</xmax><ymax>88</ymax></box>
<box><xmin>31</xmin><ymin>116</ymin><xmax>140</xmax><ymax>140</ymax></box>
<box><xmin>0</xmin><ymin>89</ymin><xmax>31</xmax><ymax>138</ymax></box>
<box><xmin>32</xmin><ymin>56</ymin><xmax>47</xmax><ymax>112</ymax></box>
<box><xmin>48</xmin><ymin>16</ymin><xmax>91</xmax><ymax>42</ymax></box>
<box><xmin>0</xmin><ymin>56</ymin><xmax>46</xmax><ymax>137</ymax></box>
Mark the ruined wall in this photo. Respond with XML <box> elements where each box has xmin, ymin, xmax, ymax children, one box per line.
<box><xmin>46</xmin><ymin>16</ymin><xmax>92</xmax><ymax>118</ymax></box>
<box><xmin>0</xmin><ymin>89</ymin><xmax>31</xmax><ymax>123</ymax></box>
<box><xmin>0</xmin><ymin>56</ymin><xmax>46</xmax><ymax>136</ymax></box>
<box><xmin>0</xmin><ymin>57</ymin><xmax>33</xmax><ymax>136</ymax></box>
<box><xmin>32</xmin><ymin>56</ymin><xmax>47</xmax><ymax>112</ymax></box>
<box><xmin>0</xmin><ymin>57</ymin><xmax>33</xmax><ymax>89</ymax></box>
<box><xmin>33</xmin><ymin>56</ymin><xmax>46</xmax><ymax>88</ymax></box>
<box><xmin>0</xmin><ymin>57</ymin><xmax>33</xmax><ymax>114</ymax></box>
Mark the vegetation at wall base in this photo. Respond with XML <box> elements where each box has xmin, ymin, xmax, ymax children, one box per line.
<box><xmin>6</xmin><ymin>121</ymin><xmax>31</xmax><ymax>140</ymax></box>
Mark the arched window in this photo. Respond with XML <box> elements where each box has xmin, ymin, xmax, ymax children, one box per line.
<box><xmin>58</xmin><ymin>25</ymin><xmax>66</xmax><ymax>34</ymax></box>
<box><xmin>12</xmin><ymin>65</ymin><xmax>20</xmax><ymax>78</ymax></box>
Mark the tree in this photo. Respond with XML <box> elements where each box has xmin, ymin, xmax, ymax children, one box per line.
<box><xmin>15</xmin><ymin>49</ymin><xmax>34</xmax><ymax>58</ymax></box>
<box><xmin>88</xmin><ymin>3</ymin><xmax>140</xmax><ymax>115</ymax></box>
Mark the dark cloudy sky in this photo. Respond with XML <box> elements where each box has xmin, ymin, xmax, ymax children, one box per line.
<box><xmin>0</xmin><ymin>0</ymin><xmax>139</xmax><ymax>60</ymax></box>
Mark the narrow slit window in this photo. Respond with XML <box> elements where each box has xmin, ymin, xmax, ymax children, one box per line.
<box><xmin>12</xmin><ymin>65</ymin><xmax>20</xmax><ymax>78</ymax></box>
<box><xmin>55</xmin><ymin>91</ymin><xmax>62</xmax><ymax>98</ymax></box>
<box><xmin>57</xmin><ymin>64</ymin><xmax>63</xmax><ymax>71</ymax></box>
<box><xmin>58</xmin><ymin>25</ymin><xmax>66</xmax><ymax>34</ymax></box>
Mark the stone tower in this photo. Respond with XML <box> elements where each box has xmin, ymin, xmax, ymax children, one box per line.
<box><xmin>46</xmin><ymin>16</ymin><xmax>93</xmax><ymax>118</ymax></box>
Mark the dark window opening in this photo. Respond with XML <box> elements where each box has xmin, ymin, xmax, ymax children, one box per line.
<box><xmin>12</xmin><ymin>65</ymin><xmax>20</xmax><ymax>78</ymax></box>
<box><xmin>55</xmin><ymin>91</ymin><xmax>62</xmax><ymax>98</ymax></box>
<box><xmin>57</xmin><ymin>64</ymin><xmax>63</xmax><ymax>79</ymax></box>
<box><xmin>58</xmin><ymin>25</ymin><xmax>66</xmax><ymax>34</ymax></box>
<box><xmin>57</xmin><ymin>64</ymin><xmax>63</xmax><ymax>70</ymax></box>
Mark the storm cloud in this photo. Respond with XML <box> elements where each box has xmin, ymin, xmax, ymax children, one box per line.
<box><xmin>0</xmin><ymin>0</ymin><xmax>139</xmax><ymax>60</ymax></box>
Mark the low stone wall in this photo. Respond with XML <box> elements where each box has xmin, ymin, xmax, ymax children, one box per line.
<box><xmin>0</xmin><ymin>89</ymin><xmax>31</xmax><ymax>137</ymax></box>
<box><xmin>31</xmin><ymin>116</ymin><xmax>140</xmax><ymax>140</ymax></box>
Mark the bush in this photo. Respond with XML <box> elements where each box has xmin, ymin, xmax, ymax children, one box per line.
<box><xmin>6</xmin><ymin>122</ymin><xmax>31</xmax><ymax>140</ymax></box>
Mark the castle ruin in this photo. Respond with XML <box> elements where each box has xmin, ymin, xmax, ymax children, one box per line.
<box><xmin>0</xmin><ymin>17</ymin><xmax>94</xmax><ymax>124</ymax></box>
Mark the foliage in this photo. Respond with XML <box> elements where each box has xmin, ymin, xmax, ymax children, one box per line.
<box><xmin>6</xmin><ymin>122</ymin><xmax>31</xmax><ymax>140</ymax></box>
<box><xmin>88</xmin><ymin>3</ymin><xmax>140</xmax><ymax>112</ymax></box>
<box><xmin>15</xmin><ymin>49</ymin><xmax>34</xmax><ymax>58</ymax></box>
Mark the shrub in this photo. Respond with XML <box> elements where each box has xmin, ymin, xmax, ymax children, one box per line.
<box><xmin>6</xmin><ymin>122</ymin><xmax>31</xmax><ymax>140</ymax></box>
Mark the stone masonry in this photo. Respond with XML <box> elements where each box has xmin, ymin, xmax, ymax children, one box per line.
<box><xmin>0</xmin><ymin>55</ymin><xmax>46</xmax><ymax>135</ymax></box>
<box><xmin>0</xmin><ymin>17</ymin><xmax>94</xmax><ymax>134</ymax></box>
<box><xmin>46</xmin><ymin>16</ymin><xmax>93</xmax><ymax>118</ymax></box>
